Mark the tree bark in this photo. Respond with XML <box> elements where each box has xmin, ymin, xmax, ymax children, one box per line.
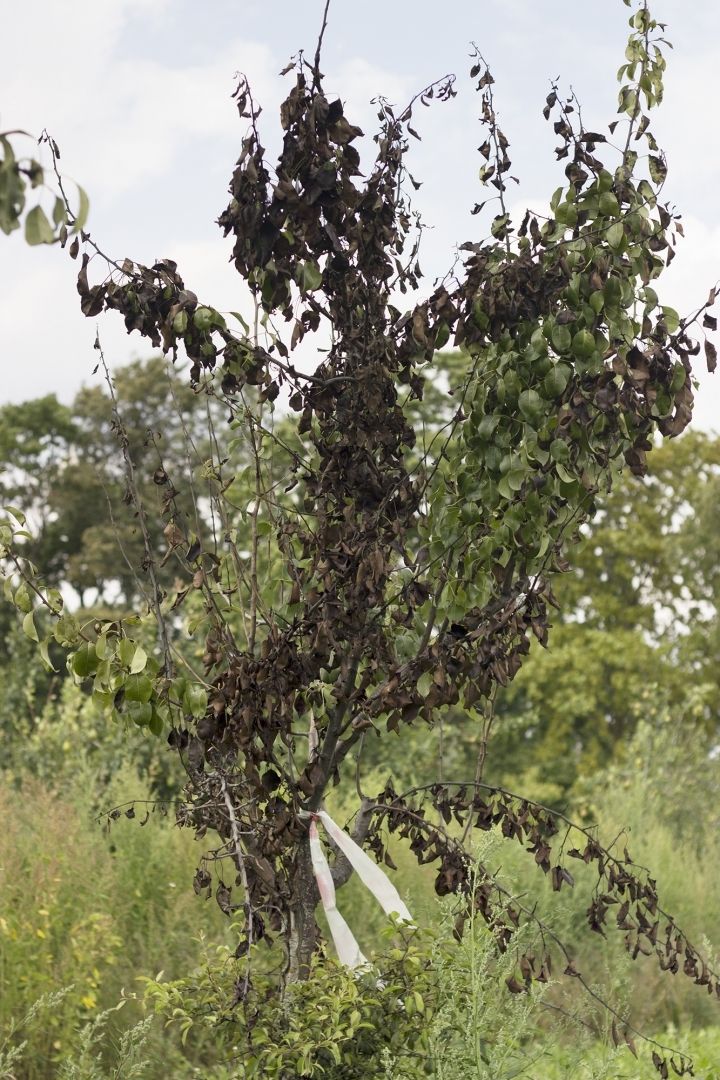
<box><xmin>286</xmin><ymin>831</ymin><xmax>320</xmax><ymax>983</ymax></box>
<box><xmin>285</xmin><ymin>799</ymin><xmax>376</xmax><ymax>982</ymax></box>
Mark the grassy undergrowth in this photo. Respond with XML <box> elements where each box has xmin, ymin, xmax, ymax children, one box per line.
<box><xmin>0</xmin><ymin>765</ymin><xmax>231</xmax><ymax>1079</ymax></box>
<box><xmin>2</xmin><ymin>685</ymin><xmax>720</xmax><ymax>1078</ymax></box>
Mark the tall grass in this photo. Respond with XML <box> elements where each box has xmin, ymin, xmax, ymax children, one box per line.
<box><xmin>0</xmin><ymin>765</ymin><xmax>231</xmax><ymax>1079</ymax></box>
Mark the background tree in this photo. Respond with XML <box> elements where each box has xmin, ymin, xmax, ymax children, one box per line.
<box><xmin>487</xmin><ymin>429</ymin><xmax>720</xmax><ymax>797</ymax></box>
<box><xmin>0</xmin><ymin>358</ymin><xmax>223</xmax><ymax>606</ymax></box>
<box><xmin>2</xmin><ymin>1</ymin><xmax>719</xmax><ymax>1074</ymax></box>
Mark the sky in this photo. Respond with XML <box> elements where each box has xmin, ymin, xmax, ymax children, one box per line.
<box><xmin>1</xmin><ymin>0</ymin><xmax>719</xmax><ymax>430</ymax></box>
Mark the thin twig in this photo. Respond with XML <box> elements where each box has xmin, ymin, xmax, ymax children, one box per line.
<box><xmin>222</xmin><ymin>778</ymin><xmax>253</xmax><ymax>994</ymax></box>
<box><xmin>312</xmin><ymin>0</ymin><xmax>331</xmax><ymax>91</ymax></box>
<box><xmin>97</xmin><ymin>473</ymin><xmax>151</xmax><ymax>608</ymax></box>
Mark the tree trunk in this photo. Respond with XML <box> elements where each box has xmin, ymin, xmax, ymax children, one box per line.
<box><xmin>285</xmin><ymin>799</ymin><xmax>375</xmax><ymax>983</ymax></box>
<box><xmin>286</xmin><ymin>832</ymin><xmax>320</xmax><ymax>983</ymax></box>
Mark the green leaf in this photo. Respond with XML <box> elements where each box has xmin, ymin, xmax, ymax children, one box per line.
<box><xmin>145</xmin><ymin>656</ymin><xmax>160</xmax><ymax>678</ymax></box>
<box><xmin>45</xmin><ymin>588</ymin><xmax>63</xmax><ymax>614</ymax></box>
<box><xmin>518</xmin><ymin>389</ymin><xmax>542</xmax><ymax>419</ymax></box>
<box><xmin>129</xmin><ymin>701</ymin><xmax>153</xmax><ymax>727</ymax></box>
<box><xmin>25</xmin><ymin>205</ymin><xmax>56</xmax><ymax>246</ymax></box>
<box><xmin>93</xmin><ymin>688</ymin><xmax>113</xmax><ymax>711</ymax></box>
<box><xmin>554</xmin><ymin>201</ymin><xmax>577</xmax><ymax>227</ymax></box>
<box><xmin>606</xmin><ymin>221</ymin><xmax>625</xmax><ymax>251</ymax></box>
<box><xmin>55</xmin><ymin>613</ymin><xmax>80</xmax><ymax>646</ymax></box>
<box><xmin>39</xmin><ymin>634</ymin><xmax>58</xmax><ymax>673</ymax></box>
<box><xmin>230</xmin><ymin>311</ymin><xmax>250</xmax><ymax>333</ymax></box>
<box><xmin>256</xmin><ymin>520</ymin><xmax>273</xmax><ymax>538</ymax></box>
<box><xmin>52</xmin><ymin>196</ymin><xmax>67</xmax><ymax>226</ymax></box>
<box><xmin>551</xmin><ymin>325</ymin><xmax>572</xmax><ymax>354</ymax></box>
<box><xmin>669</xmin><ymin>361</ymin><xmax>686</xmax><ymax>393</ymax></box>
<box><xmin>95</xmin><ymin>631</ymin><xmax>110</xmax><ymax>659</ymax></box>
<box><xmin>73</xmin><ymin>642</ymin><xmax>99</xmax><ymax>678</ymax></box>
<box><xmin>173</xmin><ymin>310</ymin><xmax>188</xmax><ymax>333</ymax></box>
<box><xmin>661</xmin><ymin>306</ymin><xmax>680</xmax><ymax>334</ymax></box>
<box><xmin>434</xmin><ymin>320</ymin><xmax>450</xmax><ymax>350</ymax></box>
<box><xmin>485</xmin><ymin>445</ymin><xmax>503</xmax><ymax>473</ymax></box>
<box><xmin>0</xmin><ymin>144</ymin><xmax>24</xmax><ymax>234</ymax></box>
<box><xmin>125</xmin><ymin>673</ymin><xmax>153</xmax><ymax>704</ymax></box>
<box><xmin>642</xmin><ymin>285</ymin><xmax>659</xmax><ymax>311</ymax></box>
<box><xmin>589</xmin><ymin>291</ymin><xmax>604</xmax><ymax>315</ymax></box>
<box><xmin>506</xmin><ymin>469</ymin><xmax>526</xmax><ymax>492</ymax></box>
<box><xmin>194</xmin><ymin>307</ymin><xmax>215</xmax><ymax>331</ymax></box>
<box><xmin>572</xmin><ymin>329</ymin><xmax>596</xmax><ymax>358</ymax></box>
<box><xmin>130</xmin><ymin>645</ymin><xmax>148</xmax><ymax>674</ymax></box>
<box><xmin>3</xmin><ymin>504</ymin><xmax>26</xmax><ymax>525</ymax></box>
<box><xmin>73</xmin><ymin>185</ymin><xmax>90</xmax><ymax>234</ymax></box>
<box><xmin>22</xmin><ymin>608</ymin><xmax>39</xmax><ymax>642</ymax></box>
<box><xmin>117</xmin><ymin>638</ymin><xmax>136</xmax><ymax>668</ymax></box>
<box><xmin>417</xmin><ymin>672</ymin><xmax>432</xmax><ymax>698</ymax></box>
<box><xmin>530</xmin><ymin>327</ymin><xmax>548</xmax><ymax>356</ymax></box>
<box><xmin>654</xmin><ymin>387</ymin><xmax>672</xmax><ymax>416</ymax></box>
<box><xmin>550</xmin><ymin>439</ymin><xmax>570</xmax><ymax>463</ymax></box>
<box><xmin>598</xmin><ymin>191</ymin><xmax>619</xmax><ymax>217</ymax></box>
<box><xmin>597</xmin><ymin>169</ymin><xmax>614</xmax><ymax>193</ymax></box>
<box><xmin>171</xmin><ymin>677</ymin><xmax>187</xmax><ymax>701</ymax></box>
<box><xmin>477</xmin><ymin>414</ymin><xmax>500</xmax><ymax>440</ymax></box>
<box><xmin>148</xmin><ymin>708</ymin><xmax>164</xmax><ymax>737</ymax></box>
<box><xmin>603</xmin><ymin>277</ymin><xmax>623</xmax><ymax>308</ymax></box>
<box><xmin>301</xmin><ymin>262</ymin><xmax>323</xmax><ymax>292</ymax></box>
<box><xmin>497</xmin><ymin>475</ymin><xmax>513</xmax><ymax>500</ymax></box>
<box><xmin>544</xmin><ymin>365</ymin><xmax>570</xmax><ymax>398</ymax></box>
<box><xmin>187</xmin><ymin>613</ymin><xmax>209</xmax><ymax>636</ymax></box>
<box><xmin>14</xmin><ymin>582</ymin><xmax>32</xmax><ymax>613</ymax></box>
<box><xmin>183</xmin><ymin>683</ymin><xmax>208</xmax><ymax>719</ymax></box>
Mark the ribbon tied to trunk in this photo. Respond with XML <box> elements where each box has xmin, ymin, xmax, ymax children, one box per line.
<box><xmin>303</xmin><ymin>807</ymin><xmax>414</xmax><ymax>970</ymax></box>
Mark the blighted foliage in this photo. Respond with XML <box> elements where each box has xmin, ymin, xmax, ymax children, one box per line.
<box><xmin>2</xmin><ymin>1</ymin><xmax>720</xmax><ymax>1073</ymax></box>
<box><xmin>369</xmin><ymin>779</ymin><xmax>717</xmax><ymax>1070</ymax></box>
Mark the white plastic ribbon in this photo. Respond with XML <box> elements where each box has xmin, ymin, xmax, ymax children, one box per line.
<box><xmin>316</xmin><ymin>810</ymin><xmax>414</xmax><ymax>925</ymax></box>
<box><xmin>309</xmin><ymin>817</ymin><xmax>367</xmax><ymax>969</ymax></box>
<box><xmin>306</xmin><ymin>808</ymin><xmax>415</xmax><ymax>969</ymax></box>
